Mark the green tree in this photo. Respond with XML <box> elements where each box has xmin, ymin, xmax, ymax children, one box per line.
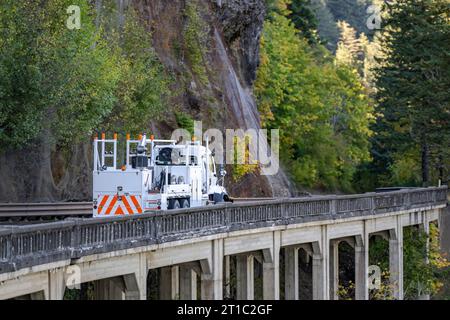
<box><xmin>0</xmin><ymin>1</ymin><xmax>171</xmax><ymax>150</ymax></box>
<box><xmin>99</xmin><ymin>5</ymin><xmax>172</xmax><ymax>135</ymax></box>
<box><xmin>0</xmin><ymin>0</ymin><xmax>43</xmax><ymax>147</ymax></box>
<box><xmin>0</xmin><ymin>0</ymin><xmax>120</xmax><ymax>149</ymax></box>
<box><xmin>308</xmin><ymin>0</ymin><xmax>340</xmax><ymax>50</ymax></box>
<box><xmin>326</xmin><ymin>0</ymin><xmax>374</xmax><ymax>36</ymax></box>
<box><xmin>255</xmin><ymin>11</ymin><xmax>374</xmax><ymax>191</ymax></box>
<box><xmin>286</xmin><ymin>0</ymin><xmax>320</xmax><ymax>43</ymax></box>
<box><xmin>403</xmin><ymin>224</ymin><xmax>450</xmax><ymax>299</ymax></box>
<box><xmin>335</xmin><ymin>21</ymin><xmax>382</xmax><ymax>92</ymax></box>
<box><xmin>335</xmin><ymin>21</ymin><xmax>365</xmax><ymax>72</ymax></box>
<box><xmin>183</xmin><ymin>0</ymin><xmax>210</xmax><ymax>85</ymax></box>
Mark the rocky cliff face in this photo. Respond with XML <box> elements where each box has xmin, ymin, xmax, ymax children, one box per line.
<box><xmin>0</xmin><ymin>0</ymin><xmax>293</xmax><ymax>202</ymax></box>
<box><xmin>215</xmin><ymin>0</ymin><xmax>266</xmax><ymax>86</ymax></box>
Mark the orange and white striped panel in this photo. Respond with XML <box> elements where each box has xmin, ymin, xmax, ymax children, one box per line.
<box><xmin>95</xmin><ymin>194</ymin><xmax>143</xmax><ymax>216</ymax></box>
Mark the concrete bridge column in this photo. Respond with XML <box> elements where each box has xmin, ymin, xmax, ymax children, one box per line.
<box><xmin>311</xmin><ymin>240</ymin><xmax>326</xmax><ymax>300</ymax></box>
<box><xmin>329</xmin><ymin>240</ymin><xmax>339</xmax><ymax>300</ymax></box>
<box><xmin>312</xmin><ymin>254</ymin><xmax>324</xmax><ymax>300</ymax></box>
<box><xmin>236</xmin><ymin>254</ymin><xmax>254</xmax><ymax>300</ymax></box>
<box><xmin>355</xmin><ymin>234</ymin><xmax>369</xmax><ymax>300</ymax></box>
<box><xmin>389</xmin><ymin>222</ymin><xmax>404</xmax><ymax>300</ymax></box>
<box><xmin>93</xmin><ymin>273</ymin><xmax>144</xmax><ymax>300</ymax></box>
<box><xmin>284</xmin><ymin>247</ymin><xmax>299</xmax><ymax>300</ymax></box>
<box><xmin>123</xmin><ymin>273</ymin><xmax>145</xmax><ymax>300</ymax></box>
<box><xmin>201</xmin><ymin>239</ymin><xmax>224</xmax><ymax>300</ymax></box>
<box><xmin>160</xmin><ymin>266</ymin><xmax>179</xmax><ymax>300</ymax></box>
<box><xmin>47</xmin><ymin>268</ymin><xmax>66</xmax><ymax>300</ymax></box>
<box><xmin>179</xmin><ymin>265</ymin><xmax>197</xmax><ymax>300</ymax></box>
<box><xmin>262</xmin><ymin>231</ymin><xmax>280</xmax><ymax>300</ymax></box>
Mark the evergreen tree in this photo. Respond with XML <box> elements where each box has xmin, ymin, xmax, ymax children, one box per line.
<box><xmin>336</xmin><ymin>21</ymin><xmax>363</xmax><ymax>69</ymax></box>
<box><xmin>287</xmin><ymin>0</ymin><xmax>320</xmax><ymax>43</ymax></box>
<box><xmin>327</xmin><ymin>0</ymin><xmax>374</xmax><ymax>36</ymax></box>
<box><xmin>373</xmin><ymin>0</ymin><xmax>450</xmax><ymax>186</ymax></box>
<box><xmin>335</xmin><ymin>21</ymin><xmax>381</xmax><ymax>91</ymax></box>
<box><xmin>309</xmin><ymin>0</ymin><xmax>340</xmax><ymax>50</ymax></box>
<box><xmin>308</xmin><ymin>0</ymin><xmax>377</xmax><ymax>50</ymax></box>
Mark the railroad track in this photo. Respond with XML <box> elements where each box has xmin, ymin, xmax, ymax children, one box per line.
<box><xmin>0</xmin><ymin>198</ymin><xmax>275</xmax><ymax>222</ymax></box>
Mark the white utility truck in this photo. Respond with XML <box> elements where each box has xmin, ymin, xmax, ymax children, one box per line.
<box><xmin>92</xmin><ymin>133</ymin><xmax>230</xmax><ymax>217</ymax></box>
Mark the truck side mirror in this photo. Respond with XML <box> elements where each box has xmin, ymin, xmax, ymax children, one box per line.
<box><xmin>219</xmin><ymin>165</ymin><xmax>226</xmax><ymax>177</ymax></box>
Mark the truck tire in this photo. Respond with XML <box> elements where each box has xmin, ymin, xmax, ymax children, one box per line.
<box><xmin>180</xmin><ymin>199</ymin><xmax>190</xmax><ymax>208</ymax></box>
<box><xmin>213</xmin><ymin>192</ymin><xmax>224</xmax><ymax>204</ymax></box>
<box><xmin>168</xmin><ymin>199</ymin><xmax>181</xmax><ymax>210</ymax></box>
<box><xmin>173</xmin><ymin>200</ymin><xmax>181</xmax><ymax>209</ymax></box>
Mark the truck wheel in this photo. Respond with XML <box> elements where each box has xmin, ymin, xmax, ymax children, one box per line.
<box><xmin>173</xmin><ymin>200</ymin><xmax>181</xmax><ymax>209</ymax></box>
<box><xmin>180</xmin><ymin>199</ymin><xmax>190</xmax><ymax>208</ymax></box>
<box><xmin>168</xmin><ymin>199</ymin><xmax>181</xmax><ymax>210</ymax></box>
<box><xmin>213</xmin><ymin>192</ymin><xmax>224</xmax><ymax>204</ymax></box>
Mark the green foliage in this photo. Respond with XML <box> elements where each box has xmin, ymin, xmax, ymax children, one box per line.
<box><xmin>338</xmin><ymin>281</ymin><xmax>355</xmax><ymax>300</ymax></box>
<box><xmin>335</xmin><ymin>22</ymin><xmax>366</xmax><ymax>73</ymax></box>
<box><xmin>326</xmin><ymin>0</ymin><xmax>374</xmax><ymax>36</ymax></box>
<box><xmin>101</xmin><ymin>5</ymin><xmax>172</xmax><ymax>135</ymax></box>
<box><xmin>255</xmin><ymin>11</ymin><xmax>374</xmax><ymax>191</ymax></box>
<box><xmin>175</xmin><ymin>111</ymin><xmax>195</xmax><ymax>135</ymax></box>
<box><xmin>0</xmin><ymin>1</ymin><xmax>171</xmax><ymax>150</ymax></box>
<box><xmin>63</xmin><ymin>283</ymin><xmax>95</xmax><ymax>300</ymax></box>
<box><xmin>0</xmin><ymin>1</ymin><xmax>42</xmax><ymax>147</ymax></box>
<box><xmin>230</xmin><ymin>135</ymin><xmax>259</xmax><ymax>183</ymax></box>
<box><xmin>388</xmin><ymin>149</ymin><xmax>422</xmax><ymax>186</ymax></box>
<box><xmin>369</xmin><ymin>236</ymin><xmax>395</xmax><ymax>300</ymax></box>
<box><xmin>183</xmin><ymin>0</ymin><xmax>209</xmax><ymax>85</ymax></box>
<box><xmin>306</xmin><ymin>0</ymin><xmax>376</xmax><ymax>51</ymax></box>
<box><xmin>369</xmin><ymin>236</ymin><xmax>389</xmax><ymax>271</ymax></box>
<box><xmin>342</xmin><ymin>226</ymin><xmax>449</xmax><ymax>300</ymax></box>
<box><xmin>335</xmin><ymin>21</ymin><xmax>382</xmax><ymax>93</ymax></box>
<box><xmin>402</xmin><ymin>224</ymin><xmax>450</xmax><ymax>299</ymax></box>
<box><xmin>0</xmin><ymin>0</ymin><xmax>120</xmax><ymax>148</ymax></box>
<box><xmin>287</xmin><ymin>0</ymin><xmax>320</xmax><ymax>44</ymax></box>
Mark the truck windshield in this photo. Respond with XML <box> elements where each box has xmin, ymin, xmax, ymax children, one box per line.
<box><xmin>155</xmin><ymin>147</ymin><xmax>198</xmax><ymax>166</ymax></box>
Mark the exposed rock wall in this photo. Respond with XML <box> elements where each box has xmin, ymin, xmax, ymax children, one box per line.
<box><xmin>214</xmin><ymin>0</ymin><xmax>266</xmax><ymax>86</ymax></box>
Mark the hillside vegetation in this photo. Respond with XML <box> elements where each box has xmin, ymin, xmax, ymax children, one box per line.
<box><xmin>257</xmin><ymin>0</ymin><xmax>449</xmax><ymax>192</ymax></box>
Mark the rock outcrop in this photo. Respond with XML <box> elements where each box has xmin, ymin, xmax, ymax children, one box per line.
<box><xmin>214</xmin><ymin>0</ymin><xmax>266</xmax><ymax>86</ymax></box>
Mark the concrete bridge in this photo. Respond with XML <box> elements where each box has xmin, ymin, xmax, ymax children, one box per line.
<box><xmin>0</xmin><ymin>187</ymin><xmax>447</xmax><ymax>300</ymax></box>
